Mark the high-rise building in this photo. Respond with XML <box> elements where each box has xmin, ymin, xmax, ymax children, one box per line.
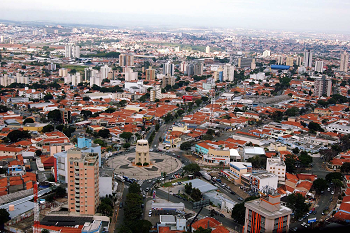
<box><xmin>135</xmin><ymin>140</ymin><xmax>150</xmax><ymax>165</ymax></box>
<box><xmin>161</xmin><ymin>75</ymin><xmax>175</xmax><ymax>88</ymax></box>
<box><xmin>67</xmin><ymin>148</ymin><xmax>99</xmax><ymax>215</ymax></box>
<box><xmin>125</xmin><ymin>67</ymin><xmax>138</xmax><ymax>81</ymax></box>
<box><xmin>146</xmin><ymin>66</ymin><xmax>156</xmax><ymax>80</ymax></box>
<box><xmin>303</xmin><ymin>50</ymin><xmax>312</xmax><ymax>68</ymax></box>
<box><xmin>340</xmin><ymin>51</ymin><xmax>349</xmax><ymax>72</ymax></box>
<box><xmin>244</xmin><ymin>193</ymin><xmax>292</xmax><ymax>233</ymax></box>
<box><xmin>150</xmin><ymin>85</ymin><xmax>161</xmax><ymax>102</ymax></box>
<box><xmin>262</xmin><ymin>50</ymin><xmax>271</xmax><ymax>58</ymax></box>
<box><xmin>48</xmin><ymin>63</ymin><xmax>56</xmax><ymax>71</ymax></box>
<box><xmin>223</xmin><ymin>64</ymin><xmax>235</xmax><ymax>81</ymax></box>
<box><xmin>285</xmin><ymin>57</ymin><xmax>294</xmax><ymax>66</ymax></box>
<box><xmin>276</xmin><ymin>56</ymin><xmax>283</xmax><ymax>65</ymax></box>
<box><xmin>314</xmin><ymin>75</ymin><xmax>332</xmax><ymax>97</ymax></box>
<box><xmin>0</xmin><ymin>35</ymin><xmax>3</xmax><ymax>43</ymax></box>
<box><xmin>194</xmin><ymin>62</ymin><xmax>203</xmax><ymax>76</ymax></box>
<box><xmin>251</xmin><ymin>59</ymin><xmax>256</xmax><ymax>70</ymax></box>
<box><xmin>163</xmin><ymin>61</ymin><xmax>175</xmax><ymax>76</ymax></box>
<box><xmin>100</xmin><ymin>65</ymin><xmax>111</xmax><ymax>80</ymax></box>
<box><xmin>186</xmin><ymin>63</ymin><xmax>194</xmax><ymax>76</ymax></box>
<box><xmin>65</xmin><ymin>44</ymin><xmax>80</xmax><ymax>58</ymax></box>
<box><xmin>90</xmin><ymin>76</ymin><xmax>101</xmax><ymax>87</ymax></box>
<box><xmin>206</xmin><ymin>46</ymin><xmax>210</xmax><ymax>54</ymax></box>
<box><xmin>71</xmin><ymin>73</ymin><xmax>82</xmax><ymax>86</ymax></box>
<box><xmin>59</xmin><ymin>68</ymin><xmax>68</xmax><ymax>77</ymax></box>
<box><xmin>296</xmin><ymin>56</ymin><xmax>303</xmax><ymax>66</ymax></box>
<box><xmin>84</xmin><ymin>67</ymin><xmax>99</xmax><ymax>81</ymax></box>
<box><xmin>180</xmin><ymin>61</ymin><xmax>187</xmax><ymax>73</ymax></box>
<box><xmin>119</xmin><ymin>54</ymin><xmax>134</xmax><ymax>67</ymax></box>
<box><xmin>314</xmin><ymin>60</ymin><xmax>324</xmax><ymax>73</ymax></box>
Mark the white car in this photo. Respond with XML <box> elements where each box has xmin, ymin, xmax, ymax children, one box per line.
<box><xmin>331</xmin><ymin>191</ymin><xmax>334</xmax><ymax>195</ymax></box>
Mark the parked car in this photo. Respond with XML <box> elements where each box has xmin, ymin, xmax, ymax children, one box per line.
<box><xmin>230</xmin><ymin>191</ymin><xmax>236</xmax><ymax>195</ymax></box>
<box><xmin>119</xmin><ymin>202</ymin><xmax>123</xmax><ymax>208</ymax></box>
<box><xmin>238</xmin><ymin>197</ymin><xmax>244</xmax><ymax>201</ymax></box>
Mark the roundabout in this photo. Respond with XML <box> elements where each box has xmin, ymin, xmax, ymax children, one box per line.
<box><xmin>106</xmin><ymin>152</ymin><xmax>183</xmax><ymax>180</ymax></box>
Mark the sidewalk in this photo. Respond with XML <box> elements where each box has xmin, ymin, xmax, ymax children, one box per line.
<box><xmin>109</xmin><ymin>182</ymin><xmax>124</xmax><ymax>233</ymax></box>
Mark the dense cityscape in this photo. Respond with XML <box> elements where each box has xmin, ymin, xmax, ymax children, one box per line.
<box><xmin>0</xmin><ymin>11</ymin><xmax>349</xmax><ymax>233</ymax></box>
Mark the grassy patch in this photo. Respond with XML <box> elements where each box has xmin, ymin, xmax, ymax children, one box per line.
<box><xmin>62</xmin><ymin>65</ymin><xmax>87</xmax><ymax>73</ymax></box>
<box><xmin>161</xmin><ymin>177</ymin><xmax>189</xmax><ymax>187</ymax></box>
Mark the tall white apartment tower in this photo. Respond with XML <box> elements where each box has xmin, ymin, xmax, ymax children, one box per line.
<box><xmin>223</xmin><ymin>64</ymin><xmax>235</xmax><ymax>81</ymax></box>
<box><xmin>65</xmin><ymin>45</ymin><xmax>72</xmax><ymax>58</ymax></box>
<box><xmin>303</xmin><ymin>50</ymin><xmax>312</xmax><ymax>68</ymax></box>
<box><xmin>100</xmin><ymin>65</ymin><xmax>111</xmax><ymax>80</ymax></box>
<box><xmin>65</xmin><ymin>44</ymin><xmax>80</xmax><ymax>58</ymax></box>
<box><xmin>340</xmin><ymin>51</ymin><xmax>349</xmax><ymax>72</ymax></box>
<box><xmin>163</xmin><ymin>61</ymin><xmax>175</xmax><ymax>76</ymax></box>
<box><xmin>206</xmin><ymin>46</ymin><xmax>210</xmax><ymax>54</ymax></box>
<box><xmin>314</xmin><ymin>60</ymin><xmax>324</xmax><ymax>72</ymax></box>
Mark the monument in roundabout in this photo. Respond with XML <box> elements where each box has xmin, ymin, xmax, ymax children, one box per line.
<box><xmin>135</xmin><ymin>139</ymin><xmax>150</xmax><ymax>166</ymax></box>
<box><xmin>106</xmin><ymin>139</ymin><xmax>182</xmax><ymax>180</ymax></box>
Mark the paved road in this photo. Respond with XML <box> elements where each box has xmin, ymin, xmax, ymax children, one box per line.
<box><xmin>155</xmin><ymin>188</ymin><xmax>243</xmax><ymax>232</ymax></box>
<box><xmin>289</xmin><ymin>156</ymin><xmax>332</xmax><ymax>231</ymax></box>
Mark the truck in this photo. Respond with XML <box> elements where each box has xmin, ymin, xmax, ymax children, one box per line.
<box><xmin>199</xmin><ymin>171</ymin><xmax>212</xmax><ymax>181</ymax></box>
<box><xmin>115</xmin><ymin>174</ymin><xmax>125</xmax><ymax>182</ymax></box>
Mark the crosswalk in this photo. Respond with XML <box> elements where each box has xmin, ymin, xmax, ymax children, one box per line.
<box><xmin>137</xmin><ymin>180</ymin><xmax>144</xmax><ymax>186</ymax></box>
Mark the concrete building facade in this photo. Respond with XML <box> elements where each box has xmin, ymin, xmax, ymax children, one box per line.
<box><xmin>67</xmin><ymin>148</ymin><xmax>100</xmax><ymax>215</ymax></box>
<box><xmin>244</xmin><ymin>193</ymin><xmax>292</xmax><ymax>233</ymax></box>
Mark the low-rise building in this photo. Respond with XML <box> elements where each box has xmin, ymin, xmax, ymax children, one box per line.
<box><xmin>266</xmin><ymin>156</ymin><xmax>286</xmax><ymax>182</ymax></box>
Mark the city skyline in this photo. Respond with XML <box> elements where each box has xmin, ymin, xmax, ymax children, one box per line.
<box><xmin>1</xmin><ymin>0</ymin><xmax>350</xmax><ymax>33</ymax></box>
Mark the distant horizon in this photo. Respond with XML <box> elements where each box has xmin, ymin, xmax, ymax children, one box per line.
<box><xmin>1</xmin><ymin>0</ymin><xmax>350</xmax><ymax>34</ymax></box>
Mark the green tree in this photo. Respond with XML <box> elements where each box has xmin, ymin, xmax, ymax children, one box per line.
<box><xmin>48</xmin><ymin>109</ymin><xmax>62</xmax><ymax>123</ymax></box>
<box><xmin>23</xmin><ymin>118</ymin><xmax>34</xmax><ymax>124</ymax></box>
<box><xmin>185</xmin><ymin>182</ymin><xmax>192</xmax><ymax>194</ymax></box>
<box><xmin>98</xmin><ymin>129</ymin><xmax>110</xmax><ymax>138</ymax></box>
<box><xmin>42</xmin><ymin>124</ymin><xmax>54</xmax><ymax>133</ymax></box>
<box><xmin>191</xmin><ymin>188</ymin><xmax>202</xmax><ymax>202</ymax></box>
<box><xmin>35</xmin><ymin>150</ymin><xmax>42</xmax><ymax>156</ymax></box>
<box><xmin>201</xmin><ymin>134</ymin><xmax>213</xmax><ymax>140</ymax></box>
<box><xmin>0</xmin><ymin>208</ymin><xmax>10</xmax><ymax>225</ymax></box>
<box><xmin>195</xmin><ymin>99</ymin><xmax>203</xmax><ymax>107</ymax></box>
<box><xmin>7</xmin><ymin>130</ymin><xmax>31</xmax><ymax>142</ymax></box>
<box><xmin>285</xmin><ymin>107</ymin><xmax>299</xmax><ymax>116</ymax></box>
<box><xmin>123</xmin><ymin>143</ymin><xmax>131</xmax><ymax>149</ymax></box>
<box><xmin>81</xmin><ymin>110</ymin><xmax>92</xmax><ymax>119</ymax></box>
<box><xmin>129</xmin><ymin>182</ymin><xmax>141</xmax><ymax>195</ymax></box>
<box><xmin>325</xmin><ymin>172</ymin><xmax>343</xmax><ymax>183</ymax></box>
<box><xmin>42</xmin><ymin>229</ymin><xmax>50</xmax><ymax>233</ymax></box>
<box><xmin>341</xmin><ymin>162</ymin><xmax>350</xmax><ymax>174</ymax></box>
<box><xmin>308</xmin><ymin>121</ymin><xmax>324</xmax><ymax>132</ymax></box>
<box><xmin>183</xmin><ymin>163</ymin><xmax>200</xmax><ymax>174</ymax></box>
<box><xmin>286</xmin><ymin>193</ymin><xmax>309</xmax><ymax>219</ymax></box>
<box><xmin>292</xmin><ymin>147</ymin><xmax>300</xmax><ymax>155</ymax></box>
<box><xmin>206</xmin><ymin>129</ymin><xmax>215</xmax><ymax>135</ymax></box>
<box><xmin>43</xmin><ymin>94</ymin><xmax>53</xmax><ymax>101</ymax></box>
<box><xmin>180</xmin><ymin>141</ymin><xmax>192</xmax><ymax>151</ymax></box>
<box><xmin>298</xmin><ymin>151</ymin><xmax>313</xmax><ymax>167</ymax></box>
<box><xmin>231</xmin><ymin>202</ymin><xmax>245</xmax><ymax>225</ymax></box>
<box><xmin>93</xmin><ymin>139</ymin><xmax>107</xmax><ymax>147</ymax></box>
<box><xmin>0</xmin><ymin>105</ymin><xmax>9</xmax><ymax>113</ymax></box>
<box><xmin>56</xmin><ymin>124</ymin><xmax>64</xmax><ymax>131</ymax></box>
<box><xmin>120</xmin><ymin>132</ymin><xmax>133</xmax><ymax>142</ymax></box>
<box><xmin>105</xmin><ymin>107</ymin><xmax>116</xmax><ymax>113</ymax></box>
<box><xmin>312</xmin><ymin>178</ymin><xmax>328</xmax><ymax>194</ymax></box>
<box><xmin>194</xmin><ymin>227</ymin><xmax>212</xmax><ymax>233</ymax></box>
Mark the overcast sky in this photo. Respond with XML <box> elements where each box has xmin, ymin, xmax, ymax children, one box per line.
<box><xmin>1</xmin><ymin>0</ymin><xmax>350</xmax><ymax>32</ymax></box>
